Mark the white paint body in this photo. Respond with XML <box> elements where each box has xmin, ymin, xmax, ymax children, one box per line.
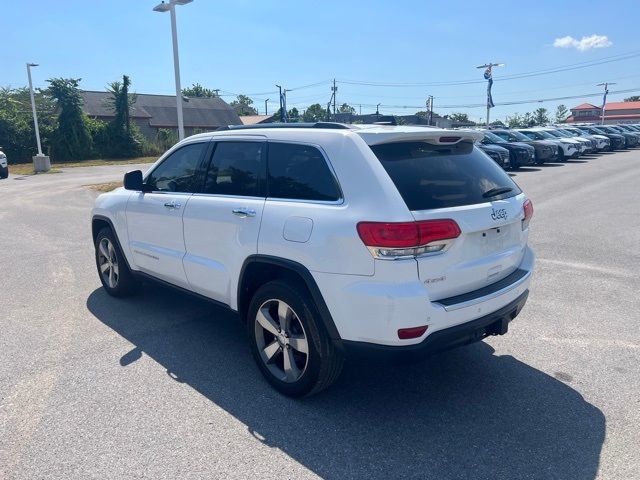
<box><xmin>93</xmin><ymin>125</ymin><xmax>535</xmax><ymax>347</ymax></box>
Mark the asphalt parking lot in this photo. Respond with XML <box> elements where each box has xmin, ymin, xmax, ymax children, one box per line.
<box><xmin>1</xmin><ymin>152</ymin><xmax>639</xmax><ymax>480</ymax></box>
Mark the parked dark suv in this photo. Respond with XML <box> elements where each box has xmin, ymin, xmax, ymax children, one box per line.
<box><xmin>477</xmin><ymin>142</ymin><xmax>510</xmax><ymax>169</ymax></box>
<box><xmin>598</xmin><ymin>125</ymin><xmax>638</xmax><ymax>148</ymax></box>
<box><xmin>489</xmin><ymin>129</ymin><xmax>558</xmax><ymax>165</ymax></box>
<box><xmin>479</xmin><ymin>131</ymin><xmax>536</xmax><ymax>169</ymax></box>
<box><xmin>575</xmin><ymin>126</ymin><xmax>625</xmax><ymax>150</ymax></box>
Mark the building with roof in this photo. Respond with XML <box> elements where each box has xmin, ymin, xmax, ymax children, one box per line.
<box><xmin>240</xmin><ymin>114</ymin><xmax>276</xmax><ymax>125</ymax></box>
<box><xmin>566</xmin><ymin>101</ymin><xmax>640</xmax><ymax>124</ymax></box>
<box><xmin>80</xmin><ymin>91</ymin><xmax>242</xmax><ymax>140</ymax></box>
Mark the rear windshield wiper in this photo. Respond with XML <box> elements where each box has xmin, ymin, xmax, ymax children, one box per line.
<box><xmin>482</xmin><ymin>186</ymin><xmax>513</xmax><ymax>198</ymax></box>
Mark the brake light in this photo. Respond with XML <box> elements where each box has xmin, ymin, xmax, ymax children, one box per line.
<box><xmin>522</xmin><ymin>199</ymin><xmax>533</xmax><ymax>230</ymax></box>
<box><xmin>398</xmin><ymin>325</ymin><xmax>428</xmax><ymax>340</ymax></box>
<box><xmin>357</xmin><ymin>219</ymin><xmax>461</xmax><ymax>259</ymax></box>
<box><xmin>439</xmin><ymin>136</ymin><xmax>461</xmax><ymax>143</ymax></box>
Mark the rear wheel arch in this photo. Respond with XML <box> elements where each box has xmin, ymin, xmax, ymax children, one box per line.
<box><xmin>237</xmin><ymin>255</ymin><xmax>342</xmax><ymax>345</ymax></box>
<box><xmin>91</xmin><ymin>215</ymin><xmax>133</xmax><ymax>271</ymax></box>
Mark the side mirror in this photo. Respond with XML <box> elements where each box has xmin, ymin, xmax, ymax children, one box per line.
<box><xmin>123</xmin><ymin>170</ymin><xmax>146</xmax><ymax>191</ymax></box>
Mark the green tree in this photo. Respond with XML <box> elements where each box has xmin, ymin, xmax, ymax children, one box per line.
<box><xmin>287</xmin><ymin>107</ymin><xmax>300</xmax><ymax>121</ymax></box>
<box><xmin>0</xmin><ymin>87</ymin><xmax>56</xmax><ymax>162</ymax></box>
<box><xmin>624</xmin><ymin>95</ymin><xmax>640</xmax><ymax>102</ymax></box>
<box><xmin>103</xmin><ymin>75</ymin><xmax>143</xmax><ymax>158</ymax></box>
<box><xmin>533</xmin><ymin>108</ymin><xmax>550</xmax><ymax>126</ymax></box>
<box><xmin>506</xmin><ymin>113</ymin><xmax>523</xmax><ymax>128</ymax></box>
<box><xmin>46</xmin><ymin>78</ymin><xmax>93</xmax><ymax>161</ymax></box>
<box><xmin>182</xmin><ymin>83</ymin><xmax>218</xmax><ymax>98</ymax></box>
<box><xmin>522</xmin><ymin>112</ymin><xmax>535</xmax><ymax>127</ymax></box>
<box><xmin>230</xmin><ymin>94</ymin><xmax>257</xmax><ymax>115</ymax></box>
<box><xmin>338</xmin><ymin>103</ymin><xmax>356</xmax><ymax>115</ymax></box>
<box><xmin>449</xmin><ymin>112</ymin><xmax>470</xmax><ymax>123</ymax></box>
<box><xmin>555</xmin><ymin>104</ymin><xmax>569</xmax><ymax>123</ymax></box>
<box><xmin>303</xmin><ymin>103</ymin><xmax>327</xmax><ymax>122</ymax></box>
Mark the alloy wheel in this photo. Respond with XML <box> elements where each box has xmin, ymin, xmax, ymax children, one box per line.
<box><xmin>254</xmin><ymin>299</ymin><xmax>309</xmax><ymax>383</ymax></box>
<box><xmin>98</xmin><ymin>238</ymin><xmax>119</xmax><ymax>289</ymax></box>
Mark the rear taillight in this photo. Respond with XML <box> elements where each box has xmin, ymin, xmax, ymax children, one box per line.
<box><xmin>357</xmin><ymin>219</ymin><xmax>461</xmax><ymax>259</ymax></box>
<box><xmin>522</xmin><ymin>199</ymin><xmax>533</xmax><ymax>230</ymax></box>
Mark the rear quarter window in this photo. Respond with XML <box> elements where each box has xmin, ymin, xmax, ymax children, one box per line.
<box><xmin>370</xmin><ymin>140</ymin><xmax>521</xmax><ymax>211</ymax></box>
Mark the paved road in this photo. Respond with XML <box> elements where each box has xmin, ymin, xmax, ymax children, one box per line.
<box><xmin>0</xmin><ymin>154</ymin><xmax>638</xmax><ymax>479</ymax></box>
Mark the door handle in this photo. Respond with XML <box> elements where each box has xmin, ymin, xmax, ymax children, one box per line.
<box><xmin>232</xmin><ymin>208</ymin><xmax>256</xmax><ymax>218</ymax></box>
<box><xmin>164</xmin><ymin>201</ymin><xmax>181</xmax><ymax>209</ymax></box>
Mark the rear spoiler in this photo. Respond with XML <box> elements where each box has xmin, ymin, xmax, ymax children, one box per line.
<box><xmin>355</xmin><ymin>128</ymin><xmax>484</xmax><ymax>146</ymax></box>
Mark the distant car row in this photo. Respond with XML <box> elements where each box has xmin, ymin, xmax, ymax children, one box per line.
<box><xmin>476</xmin><ymin>124</ymin><xmax>640</xmax><ymax>170</ymax></box>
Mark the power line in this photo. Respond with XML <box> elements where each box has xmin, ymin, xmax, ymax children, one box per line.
<box><xmin>336</xmin><ymin>87</ymin><xmax>640</xmax><ymax>110</ymax></box>
<box><xmin>336</xmin><ymin>50</ymin><xmax>640</xmax><ymax>87</ymax></box>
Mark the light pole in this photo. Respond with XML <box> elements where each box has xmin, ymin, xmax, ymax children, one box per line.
<box><xmin>476</xmin><ymin>62</ymin><xmax>504</xmax><ymax>127</ymax></box>
<box><xmin>153</xmin><ymin>0</ymin><xmax>192</xmax><ymax>141</ymax></box>
<box><xmin>265</xmin><ymin>99</ymin><xmax>269</xmax><ymax>116</ymax></box>
<box><xmin>596</xmin><ymin>82</ymin><xmax>616</xmax><ymax>125</ymax></box>
<box><xmin>26</xmin><ymin>63</ymin><xmax>50</xmax><ymax>172</ymax></box>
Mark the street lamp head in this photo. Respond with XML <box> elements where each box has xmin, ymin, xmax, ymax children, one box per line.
<box><xmin>153</xmin><ymin>1</ymin><xmax>171</xmax><ymax>12</ymax></box>
<box><xmin>153</xmin><ymin>0</ymin><xmax>192</xmax><ymax>11</ymax></box>
<box><xmin>27</xmin><ymin>63</ymin><xmax>39</xmax><ymax>67</ymax></box>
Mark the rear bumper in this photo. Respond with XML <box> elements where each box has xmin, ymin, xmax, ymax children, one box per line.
<box><xmin>343</xmin><ymin>290</ymin><xmax>529</xmax><ymax>360</ymax></box>
<box><xmin>314</xmin><ymin>245</ymin><xmax>535</xmax><ymax>347</ymax></box>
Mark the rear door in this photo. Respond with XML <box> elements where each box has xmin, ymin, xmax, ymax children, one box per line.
<box><xmin>126</xmin><ymin>141</ymin><xmax>208</xmax><ymax>289</ymax></box>
<box><xmin>370</xmin><ymin>140</ymin><xmax>528</xmax><ymax>300</ymax></box>
<box><xmin>182</xmin><ymin>139</ymin><xmax>266</xmax><ymax>306</ymax></box>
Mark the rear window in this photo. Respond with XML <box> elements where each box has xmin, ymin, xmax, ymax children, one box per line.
<box><xmin>370</xmin><ymin>140</ymin><xmax>521</xmax><ymax>211</ymax></box>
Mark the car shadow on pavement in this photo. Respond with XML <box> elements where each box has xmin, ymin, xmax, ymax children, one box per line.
<box><xmin>87</xmin><ymin>285</ymin><xmax>605</xmax><ymax>480</ymax></box>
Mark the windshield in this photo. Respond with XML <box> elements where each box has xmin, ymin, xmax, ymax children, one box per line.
<box><xmin>564</xmin><ymin>128</ymin><xmax>583</xmax><ymax>136</ymax></box>
<box><xmin>483</xmin><ymin>131</ymin><xmax>507</xmax><ymax>143</ymax></box>
<box><xmin>508</xmin><ymin>130</ymin><xmax>532</xmax><ymax>142</ymax></box>
<box><xmin>533</xmin><ymin>130</ymin><xmax>556</xmax><ymax>140</ymax></box>
<box><xmin>544</xmin><ymin>130</ymin><xmax>564</xmax><ymax>138</ymax></box>
<box><xmin>558</xmin><ymin>129</ymin><xmax>578</xmax><ymax>137</ymax></box>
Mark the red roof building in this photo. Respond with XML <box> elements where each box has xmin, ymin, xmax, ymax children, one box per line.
<box><xmin>566</xmin><ymin>101</ymin><xmax>640</xmax><ymax>124</ymax></box>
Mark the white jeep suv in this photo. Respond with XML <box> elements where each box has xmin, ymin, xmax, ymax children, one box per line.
<box><xmin>91</xmin><ymin>123</ymin><xmax>535</xmax><ymax>397</ymax></box>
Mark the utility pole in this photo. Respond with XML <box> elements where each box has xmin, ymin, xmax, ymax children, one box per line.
<box><xmin>332</xmin><ymin>79</ymin><xmax>337</xmax><ymax>115</ymax></box>
<box><xmin>276</xmin><ymin>85</ymin><xmax>289</xmax><ymax>122</ymax></box>
<box><xmin>596</xmin><ymin>82</ymin><xmax>616</xmax><ymax>125</ymax></box>
<box><xmin>265</xmin><ymin>99</ymin><xmax>269</xmax><ymax>116</ymax></box>
<box><xmin>26</xmin><ymin>62</ymin><xmax>50</xmax><ymax>172</ymax></box>
<box><xmin>476</xmin><ymin>62</ymin><xmax>504</xmax><ymax>127</ymax></box>
<box><xmin>153</xmin><ymin>0</ymin><xmax>192</xmax><ymax>141</ymax></box>
<box><xmin>213</xmin><ymin>88</ymin><xmax>220</xmax><ymax>97</ymax></box>
<box><xmin>376</xmin><ymin>103</ymin><xmax>381</xmax><ymax>121</ymax></box>
<box><xmin>359</xmin><ymin>104</ymin><xmax>362</xmax><ymax>115</ymax></box>
<box><xmin>426</xmin><ymin>95</ymin><xmax>434</xmax><ymax>126</ymax></box>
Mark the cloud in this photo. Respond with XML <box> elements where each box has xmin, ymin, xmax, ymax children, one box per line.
<box><xmin>553</xmin><ymin>34</ymin><xmax>612</xmax><ymax>51</ymax></box>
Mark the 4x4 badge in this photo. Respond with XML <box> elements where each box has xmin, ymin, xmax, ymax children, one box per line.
<box><xmin>491</xmin><ymin>208</ymin><xmax>508</xmax><ymax>221</ymax></box>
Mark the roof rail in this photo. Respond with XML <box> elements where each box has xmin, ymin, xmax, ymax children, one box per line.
<box><xmin>216</xmin><ymin>122</ymin><xmax>352</xmax><ymax>131</ymax></box>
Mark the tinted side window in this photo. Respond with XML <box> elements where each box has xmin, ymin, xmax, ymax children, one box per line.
<box><xmin>370</xmin><ymin>141</ymin><xmax>521</xmax><ymax>211</ymax></box>
<box><xmin>203</xmin><ymin>142</ymin><xmax>264</xmax><ymax>196</ymax></box>
<box><xmin>267</xmin><ymin>143</ymin><xmax>340</xmax><ymax>201</ymax></box>
<box><xmin>146</xmin><ymin>142</ymin><xmax>206</xmax><ymax>193</ymax></box>
<box><xmin>493</xmin><ymin>132</ymin><xmax>510</xmax><ymax>141</ymax></box>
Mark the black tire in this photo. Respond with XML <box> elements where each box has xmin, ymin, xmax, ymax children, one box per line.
<box><xmin>0</xmin><ymin>167</ymin><xmax>7</xmax><ymax>179</ymax></box>
<box><xmin>95</xmin><ymin>227</ymin><xmax>139</xmax><ymax>297</ymax></box>
<box><xmin>247</xmin><ymin>280</ymin><xmax>344</xmax><ymax>397</ymax></box>
<box><xmin>510</xmin><ymin>155</ymin><xmax>520</xmax><ymax>170</ymax></box>
<box><xmin>558</xmin><ymin>149</ymin><xmax>566</xmax><ymax>162</ymax></box>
